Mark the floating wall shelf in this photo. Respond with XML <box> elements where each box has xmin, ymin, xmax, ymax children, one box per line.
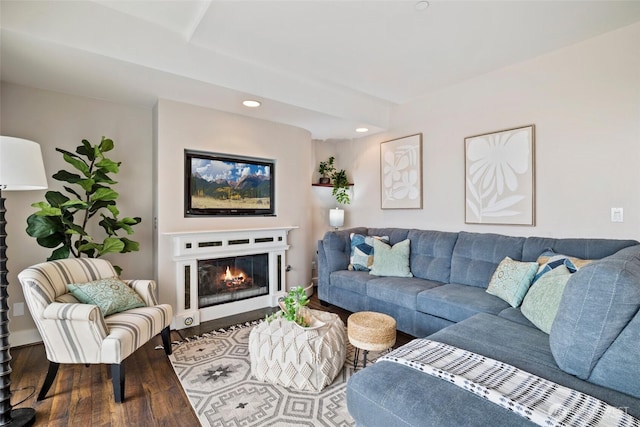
<box><xmin>312</xmin><ymin>183</ymin><xmax>354</xmax><ymax>187</ymax></box>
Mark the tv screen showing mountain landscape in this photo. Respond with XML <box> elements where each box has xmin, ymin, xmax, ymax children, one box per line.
<box><xmin>185</xmin><ymin>150</ymin><xmax>274</xmax><ymax>216</ymax></box>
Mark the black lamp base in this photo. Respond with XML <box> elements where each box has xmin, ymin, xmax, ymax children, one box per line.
<box><xmin>3</xmin><ymin>408</ymin><xmax>35</xmax><ymax>427</ymax></box>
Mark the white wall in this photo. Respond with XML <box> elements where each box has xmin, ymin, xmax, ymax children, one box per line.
<box><xmin>318</xmin><ymin>22</ymin><xmax>640</xmax><ymax>242</ymax></box>
<box><xmin>154</xmin><ymin>99</ymin><xmax>313</xmax><ymax>312</ymax></box>
<box><xmin>0</xmin><ymin>83</ymin><xmax>153</xmax><ymax>346</ymax></box>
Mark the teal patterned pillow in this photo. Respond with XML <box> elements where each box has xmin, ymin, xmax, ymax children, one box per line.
<box><xmin>67</xmin><ymin>277</ymin><xmax>146</xmax><ymax>317</ymax></box>
<box><xmin>486</xmin><ymin>257</ymin><xmax>538</xmax><ymax>308</ymax></box>
<box><xmin>521</xmin><ymin>265</ymin><xmax>572</xmax><ymax>333</ymax></box>
<box><xmin>369</xmin><ymin>239</ymin><xmax>413</xmax><ymax>278</ymax></box>
<box><xmin>348</xmin><ymin>233</ymin><xmax>390</xmax><ymax>271</ymax></box>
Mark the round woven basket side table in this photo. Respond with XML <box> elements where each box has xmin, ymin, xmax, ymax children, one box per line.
<box><xmin>347</xmin><ymin>311</ymin><xmax>396</xmax><ymax>370</ymax></box>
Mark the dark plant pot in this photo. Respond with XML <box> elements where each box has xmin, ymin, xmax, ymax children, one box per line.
<box><xmin>319</xmin><ymin>177</ymin><xmax>330</xmax><ymax>184</ymax></box>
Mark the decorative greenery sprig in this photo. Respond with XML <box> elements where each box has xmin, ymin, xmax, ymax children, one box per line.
<box><xmin>26</xmin><ymin>137</ymin><xmax>141</xmax><ymax>275</ymax></box>
<box><xmin>266</xmin><ymin>286</ymin><xmax>310</xmax><ymax>327</ymax></box>
<box><xmin>331</xmin><ymin>169</ymin><xmax>351</xmax><ymax>205</ymax></box>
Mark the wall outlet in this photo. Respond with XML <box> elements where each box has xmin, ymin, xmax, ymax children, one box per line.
<box><xmin>13</xmin><ymin>302</ymin><xmax>24</xmax><ymax>317</ymax></box>
<box><xmin>611</xmin><ymin>207</ymin><xmax>624</xmax><ymax>223</ymax></box>
<box><xmin>174</xmin><ymin>311</ymin><xmax>200</xmax><ymax>330</ymax></box>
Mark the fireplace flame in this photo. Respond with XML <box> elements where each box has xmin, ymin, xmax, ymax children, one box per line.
<box><xmin>224</xmin><ymin>266</ymin><xmax>232</xmax><ymax>281</ymax></box>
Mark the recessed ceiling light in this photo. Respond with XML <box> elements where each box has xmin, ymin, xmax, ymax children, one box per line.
<box><xmin>356</xmin><ymin>128</ymin><xmax>369</xmax><ymax>133</ymax></box>
<box><xmin>415</xmin><ymin>1</ymin><xmax>429</xmax><ymax>11</ymax></box>
<box><xmin>242</xmin><ymin>100</ymin><xmax>261</xmax><ymax>108</ymax></box>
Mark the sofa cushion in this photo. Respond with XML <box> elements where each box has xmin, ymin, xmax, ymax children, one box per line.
<box><xmin>408</xmin><ymin>229</ymin><xmax>458</xmax><ymax>283</ymax></box>
<box><xmin>497</xmin><ymin>307</ymin><xmax>536</xmax><ymax>329</ymax></box>
<box><xmin>347</xmin><ymin>358</ymin><xmax>536</xmax><ymax>427</ymax></box>
<box><xmin>367</xmin><ymin>277</ymin><xmax>443</xmax><ymax>310</ymax></box>
<box><xmin>417</xmin><ymin>283</ymin><xmax>510</xmax><ymax>323</ymax></box>
<box><xmin>330</xmin><ymin>270</ymin><xmax>374</xmax><ymax>295</ymax></box>
<box><xmin>450</xmin><ymin>231</ymin><xmax>525</xmax><ymax>288</ymax></box>
<box><xmin>588</xmin><ymin>310</ymin><xmax>640</xmax><ymax>399</ymax></box>
<box><xmin>321</xmin><ymin>228</ymin><xmax>367</xmax><ymax>272</ymax></box>
<box><xmin>367</xmin><ymin>227</ymin><xmax>409</xmax><ymax>245</ymax></box>
<box><xmin>521</xmin><ymin>265</ymin><xmax>572</xmax><ymax>334</ymax></box>
<box><xmin>522</xmin><ymin>237</ymin><xmax>639</xmax><ymax>262</ymax></box>
<box><xmin>369</xmin><ymin>239</ymin><xmax>413</xmax><ymax>278</ymax></box>
<box><xmin>348</xmin><ymin>233</ymin><xmax>389</xmax><ymax>271</ymax></box>
<box><xmin>486</xmin><ymin>257</ymin><xmax>538</xmax><ymax>307</ymax></box>
<box><xmin>427</xmin><ymin>313</ymin><xmax>640</xmax><ymax>418</ymax></box>
<box><xmin>550</xmin><ymin>245</ymin><xmax>640</xmax><ymax>390</ymax></box>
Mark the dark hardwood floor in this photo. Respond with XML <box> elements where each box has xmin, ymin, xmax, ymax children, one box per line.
<box><xmin>10</xmin><ymin>293</ymin><xmax>412</xmax><ymax>426</ymax></box>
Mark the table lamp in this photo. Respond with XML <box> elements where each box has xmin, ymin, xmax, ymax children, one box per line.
<box><xmin>329</xmin><ymin>207</ymin><xmax>344</xmax><ymax>230</ymax></box>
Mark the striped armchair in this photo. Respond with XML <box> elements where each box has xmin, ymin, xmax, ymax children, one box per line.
<box><xmin>18</xmin><ymin>258</ymin><xmax>173</xmax><ymax>403</ymax></box>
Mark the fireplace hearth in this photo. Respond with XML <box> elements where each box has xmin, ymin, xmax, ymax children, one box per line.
<box><xmin>168</xmin><ymin>227</ymin><xmax>295</xmax><ymax>329</ymax></box>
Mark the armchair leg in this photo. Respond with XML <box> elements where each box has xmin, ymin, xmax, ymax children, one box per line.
<box><xmin>37</xmin><ymin>362</ymin><xmax>60</xmax><ymax>401</ymax></box>
<box><xmin>161</xmin><ymin>326</ymin><xmax>172</xmax><ymax>355</ymax></box>
<box><xmin>111</xmin><ymin>363</ymin><xmax>125</xmax><ymax>403</ymax></box>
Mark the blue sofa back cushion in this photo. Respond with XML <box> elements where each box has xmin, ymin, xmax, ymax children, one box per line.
<box><xmin>550</xmin><ymin>245</ymin><xmax>640</xmax><ymax>397</ymax></box>
<box><xmin>450</xmin><ymin>232</ymin><xmax>525</xmax><ymax>288</ymax></box>
<box><xmin>408</xmin><ymin>229</ymin><xmax>458</xmax><ymax>283</ymax></box>
<box><xmin>522</xmin><ymin>237</ymin><xmax>639</xmax><ymax>262</ymax></box>
<box><xmin>368</xmin><ymin>227</ymin><xmax>409</xmax><ymax>246</ymax></box>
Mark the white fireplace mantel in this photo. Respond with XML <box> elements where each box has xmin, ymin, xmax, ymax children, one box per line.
<box><xmin>166</xmin><ymin>226</ymin><xmax>298</xmax><ymax>329</ymax></box>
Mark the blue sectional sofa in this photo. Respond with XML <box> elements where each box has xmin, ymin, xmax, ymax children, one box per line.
<box><xmin>317</xmin><ymin>228</ymin><xmax>640</xmax><ymax>426</ymax></box>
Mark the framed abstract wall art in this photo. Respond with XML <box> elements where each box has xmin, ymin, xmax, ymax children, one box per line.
<box><xmin>465</xmin><ymin>125</ymin><xmax>535</xmax><ymax>226</ymax></box>
<box><xmin>380</xmin><ymin>133</ymin><xmax>422</xmax><ymax>209</ymax></box>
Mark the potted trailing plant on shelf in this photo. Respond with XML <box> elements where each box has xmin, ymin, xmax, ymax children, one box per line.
<box><xmin>26</xmin><ymin>137</ymin><xmax>141</xmax><ymax>275</ymax></box>
<box><xmin>331</xmin><ymin>169</ymin><xmax>351</xmax><ymax>205</ymax></box>
<box><xmin>267</xmin><ymin>286</ymin><xmax>312</xmax><ymax>327</ymax></box>
<box><xmin>317</xmin><ymin>156</ymin><xmax>351</xmax><ymax>205</ymax></box>
<box><xmin>317</xmin><ymin>156</ymin><xmax>335</xmax><ymax>184</ymax></box>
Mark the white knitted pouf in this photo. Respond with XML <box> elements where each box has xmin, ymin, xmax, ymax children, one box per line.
<box><xmin>249</xmin><ymin>309</ymin><xmax>346</xmax><ymax>391</ymax></box>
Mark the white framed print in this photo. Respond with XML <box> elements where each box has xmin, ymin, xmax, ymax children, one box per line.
<box><xmin>381</xmin><ymin>133</ymin><xmax>423</xmax><ymax>209</ymax></box>
<box><xmin>465</xmin><ymin>125</ymin><xmax>535</xmax><ymax>226</ymax></box>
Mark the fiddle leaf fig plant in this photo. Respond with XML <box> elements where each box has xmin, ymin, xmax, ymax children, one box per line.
<box><xmin>26</xmin><ymin>137</ymin><xmax>141</xmax><ymax>275</ymax></box>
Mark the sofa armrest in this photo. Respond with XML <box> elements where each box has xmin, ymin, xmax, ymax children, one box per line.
<box><xmin>43</xmin><ymin>302</ymin><xmax>103</xmax><ymax>321</ymax></box>
<box><xmin>123</xmin><ymin>279</ymin><xmax>158</xmax><ymax>306</ymax></box>
<box><xmin>318</xmin><ymin>229</ymin><xmax>365</xmax><ymax>301</ymax></box>
<box><xmin>40</xmin><ymin>302</ymin><xmax>109</xmax><ymax>362</ymax></box>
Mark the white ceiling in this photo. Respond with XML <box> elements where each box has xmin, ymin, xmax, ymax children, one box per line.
<box><xmin>2</xmin><ymin>1</ymin><xmax>640</xmax><ymax>140</ymax></box>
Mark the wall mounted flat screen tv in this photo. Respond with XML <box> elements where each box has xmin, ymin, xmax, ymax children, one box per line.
<box><xmin>185</xmin><ymin>150</ymin><xmax>275</xmax><ymax>216</ymax></box>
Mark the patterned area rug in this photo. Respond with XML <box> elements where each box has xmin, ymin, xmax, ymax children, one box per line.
<box><xmin>168</xmin><ymin>320</ymin><xmax>381</xmax><ymax>427</ymax></box>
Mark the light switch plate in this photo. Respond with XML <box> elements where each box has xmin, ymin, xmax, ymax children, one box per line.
<box><xmin>611</xmin><ymin>207</ymin><xmax>624</xmax><ymax>223</ymax></box>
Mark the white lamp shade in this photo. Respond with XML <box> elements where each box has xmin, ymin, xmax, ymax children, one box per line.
<box><xmin>0</xmin><ymin>136</ymin><xmax>48</xmax><ymax>191</ymax></box>
<box><xmin>329</xmin><ymin>208</ymin><xmax>344</xmax><ymax>228</ymax></box>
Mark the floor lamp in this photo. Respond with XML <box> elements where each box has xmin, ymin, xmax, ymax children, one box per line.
<box><xmin>0</xmin><ymin>136</ymin><xmax>48</xmax><ymax>427</ymax></box>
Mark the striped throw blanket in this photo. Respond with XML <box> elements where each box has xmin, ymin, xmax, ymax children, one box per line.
<box><xmin>379</xmin><ymin>339</ymin><xmax>639</xmax><ymax>427</ymax></box>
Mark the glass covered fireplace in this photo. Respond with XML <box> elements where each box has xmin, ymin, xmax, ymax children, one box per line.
<box><xmin>169</xmin><ymin>227</ymin><xmax>293</xmax><ymax>329</ymax></box>
<box><xmin>197</xmin><ymin>253</ymin><xmax>269</xmax><ymax>308</ymax></box>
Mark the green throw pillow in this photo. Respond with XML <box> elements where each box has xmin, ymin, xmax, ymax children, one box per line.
<box><xmin>521</xmin><ymin>265</ymin><xmax>572</xmax><ymax>334</ymax></box>
<box><xmin>67</xmin><ymin>277</ymin><xmax>146</xmax><ymax>317</ymax></box>
<box><xmin>369</xmin><ymin>239</ymin><xmax>413</xmax><ymax>278</ymax></box>
<box><xmin>486</xmin><ymin>257</ymin><xmax>538</xmax><ymax>308</ymax></box>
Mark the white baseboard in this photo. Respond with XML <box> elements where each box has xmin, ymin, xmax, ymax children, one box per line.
<box><xmin>9</xmin><ymin>328</ymin><xmax>42</xmax><ymax>348</ymax></box>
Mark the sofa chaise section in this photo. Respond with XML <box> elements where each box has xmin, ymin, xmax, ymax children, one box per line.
<box><xmin>333</xmin><ymin>228</ymin><xmax>640</xmax><ymax>426</ymax></box>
